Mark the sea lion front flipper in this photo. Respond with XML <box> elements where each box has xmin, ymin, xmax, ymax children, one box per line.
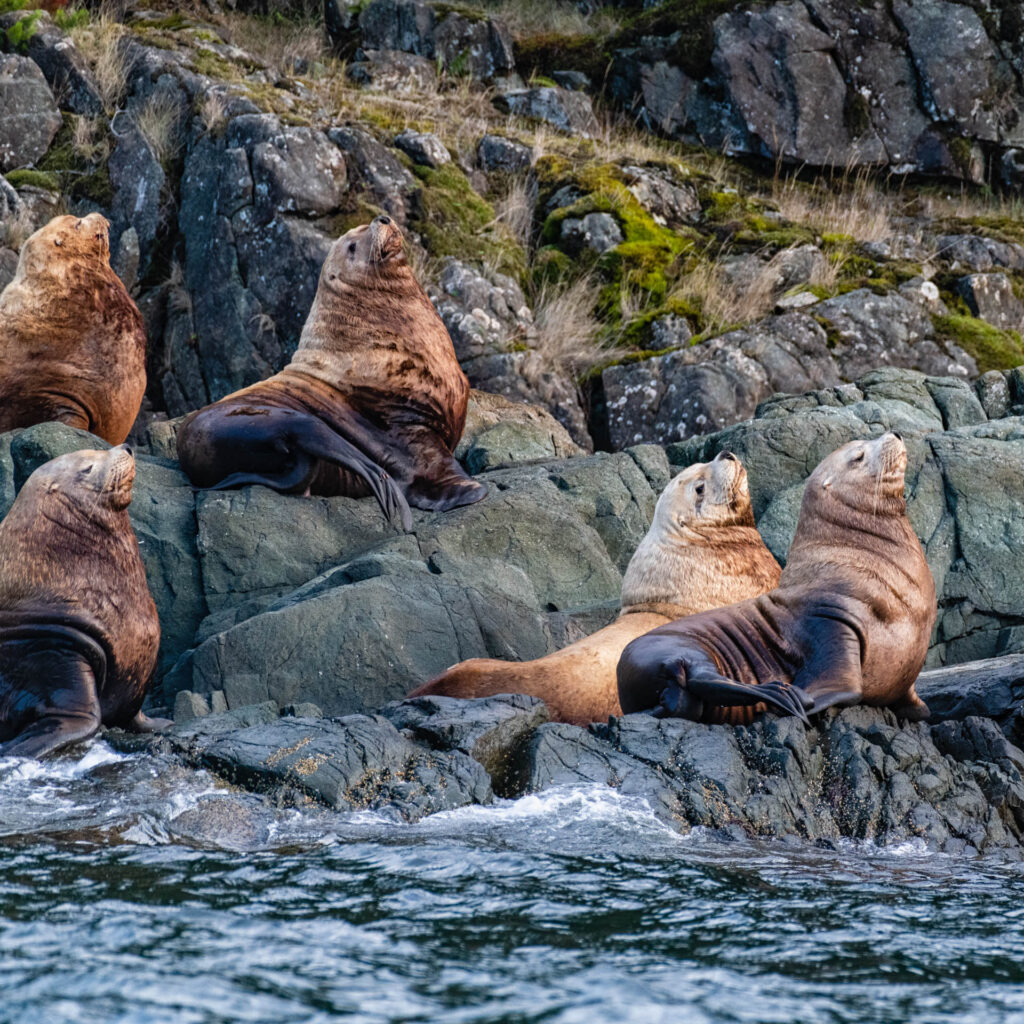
<box><xmin>790</xmin><ymin>613</ymin><xmax>865</xmax><ymax>714</ymax></box>
<box><xmin>402</xmin><ymin>438</ymin><xmax>488</xmax><ymax>512</ymax></box>
<box><xmin>127</xmin><ymin>711</ymin><xmax>173</xmax><ymax>733</ymax></box>
<box><xmin>0</xmin><ymin>648</ymin><xmax>102</xmax><ymax>759</ymax></box>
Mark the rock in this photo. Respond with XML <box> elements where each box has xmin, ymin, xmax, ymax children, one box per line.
<box><xmin>776</xmin><ymin>291</ymin><xmax>819</xmax><ymax>311</ymax></box>
<box><xmin>347</xmin><ymin>0</ymin><xmax>516</xmax><ymax>82</ymax></box>
<box><xmin>346</xmin><ymin>48</ymin><xmax>438</xmax><ymax>93</ymax></box>
<box><xmin>712</xmin><ymin>3</ymin><xmax>885</xmax><ymax>166</ymax></box>
<box><xmin>648</xmin><ymin>314</ymin><xmax>692</xmax><ymax>349</ymax></box>
<box><xmin>328</xmin><ymin>124</ymin><xmax>417</xmax><ymax>224</ymax></box>
<box><xmin>955</xmin><ymin>274</ymin><xmax>1024</xmax><ymax>332</ymax></box>
<box><xmin>180</xmin><ymin>712</ymin><xmax>493</xmax><ymax>820</ymax></box>
<box><xmin>560</xmin><ymin>212</ymin><xmax>623</xmax><ymax>255</ymax></box>
<box><xmin>174</xmin><ymin>690</ymin><xmax>211</xmax><ymax>723</ymax></box>
<box><xmin>477</xmin><ymin>133</ymin><xmax>531</xmax><ymax>174</ymax></box>
<box><xmin>428</xmin><ymin>257</ymin><xmax>535</xmax><ymax>363</ymax></box>
<box><xmin>1001</xmin><ymin>148</ymin><xmax>1024</xmax><ymax>190</ymax></box>
<box><xmin>621</xmin><ymin>164</ymin><xmax>699</xmax><ymax>226</ymax></box>
<box><xmin>381</xmin><ymin>693</ymin><xmax>549</xmax><ymax>792</ymax></box>
<box><xmin>495</xmin><ymin>87</ymin><xmax>598</xmax><ymax>137</ymax></box>
<box><xmin>251</xmin><ymin>126</ymin><xmax>348</xmax><ymax>217</ymax></box>
<box><xmin>393</xmin><ymin>128</ymin><xmax>449</xmax><ymax>167</ymax></box>
<box><xmin>1</xmin><ymin>11</ymin><xmax>102</xmax><ymax>116</ymax></box>
<box><xmin>934</xmin><ymin>235</ymin><xmax>1024</xmax><ymax>272</ymax></box>
<box><xmin>976</xmin><ymin>371</ymin><xmax>1011</xmax><ymax>420</ymax></box>
<box><xmin>0</xmin><ymin>54</ymin><xmax>62</xmax><ymax>171</ymax></box>
<box><xmin>552</xmin><ymin>70</ymin><xmax>589</xmax><ymax>92</ymax></box>
<box><xmin>511</xmin><ymin>706</ymin><xmax>1024</xmax><ymax>854</ymax></box>
<box><xmin>108</xmin><ymin>125</ymin><xmax>165</xmax><ymax>282</ymax></box>
<box><xmin>0</xmin><ymin>245</ymin><xmax>17</xmax><ymax>292</ymax></box>
<box><xmin>456</xmin><ymin>389</ymin><xmax>584</xmax><ymax>470</ymax></box>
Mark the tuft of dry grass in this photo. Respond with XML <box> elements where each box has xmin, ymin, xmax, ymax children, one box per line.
<box><xmin>530</xmin><ymin>274</ymin><xmax>606</xmax><ymax>375</ymax></box>
<box><xmin>225</xmin><ymin>12</ymin><xmax>326</xmax><ymax>76</ymax></box>
<box><xmin>198</xmin><ymin>89</ymin><xmax>230</xmax><ymax>135</ymax></box>
<box><xmin>131</xmin><ymin>91</ymin><xmax>183</xmax><ymax>165</ymax></box>
<box><xmin>476</xmin><ymin>0</ymin><xmax>620</xmax><ymax>40</ymax></box>
<box><xmin>771</xmin><ymin>167</ymin><xmax>894</xmax><ymax>243</ymax></box>
<box><xmin>494</xmin><ymin>176</ymin><xmax>536</xmax><ymax>249</ymax></box>
<box><xmin>1</xmin><ymin>206</ymin><xmax>37</xmax><ymax>253</ymax></box>
<box><xmin>71</xmin><ymin>13</ymin><xmax>131</xmax><ymax>114</ymax></box>
<box><xmin>71</xmin><ymin>115</ymin><xmax>109</xmax><ymax>163</ymax></box>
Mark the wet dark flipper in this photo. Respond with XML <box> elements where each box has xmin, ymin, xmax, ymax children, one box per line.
<box><xmin>128</xmin><ymin>711</ymin><xmax>173</xmax><ymax>733</ymax></box>
<box><xmin>403</xmin><ymin>444</ymin><xmax>487</xmax><ymax>512</ymax></box>
<box><xmin>0</xmin><ymin>646</ymin><xmax>103</xmax><ymax>759</ymax></box>
<box><xmin>789</xmin><ymin>613</ymin><xmax>865</xmax><ymax>716</ymax></box>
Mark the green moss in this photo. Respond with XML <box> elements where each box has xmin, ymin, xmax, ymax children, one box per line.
<box><xmin>513</xmin><ymin>33</ymin><xmax>608</xmax><ymax>82</ymax></box>
<box><xmin>53</xmin><ymin>6</ymin><xmax>89</xmax><ymax>30</ymax></box>
<box><xmin>529</xmin><ymin>74</ymin><xmax>558</xmax><ymax>88</ymax></box>
<box><xmin>144</xmin><ymin>12</ymin><xmax>189</xmax><ymax>30</ymax></box>
<box><xmin>410</xmin><ymin>163</ymin><xmax>525</xmax><ymax>277</ymax></box>
<box><xmin>190</xmin><ymin>48</ymin><xmax>239</xmax><ymax>81</ymax></box>
<box><xmin>932</xmin><ymin>313</ymin><xmax>1024</xmax><ymax>374</ymax></box>
<box><xmin>5</xmin><ymin>168</ymin><xmax>59</xmax><ymax>191</ymax></box>
<box><xmin>813</xmin><ymin>314</ymin><xmax>842</xmax><ymax>350</ymax></box>
<box><xmin>35</xmin><ymin>113</ymin><xmax>115</xmax><ymax>205</ymax></box>
<box><xmin>0</xmin><ymin>0</ymin><xmax>32</xmax><ymax>12</ymax></box>
<box><xmin>948</xmin><ymin>136</ymin><xmax>975</xmax><ymax>178</ymax></box>
<box><xmin>530</xmin><ymin>246</ymin><xmax>575</xmax><ymax>289</ymax></box>
<box><xmin>845</xmin><ymin>89</ymin><xmax>871</xmax><ymax>139</ymax></box>
<box><xmin>3</xmin><ymin>9</ymin><xmax>40</xmax><ymax>51</ymax></box>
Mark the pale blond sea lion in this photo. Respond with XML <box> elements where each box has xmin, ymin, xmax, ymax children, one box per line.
<box><xmin>409</xmin><ymin>452</ymin><xmax>782</xmax><ymax>725</ymax></box>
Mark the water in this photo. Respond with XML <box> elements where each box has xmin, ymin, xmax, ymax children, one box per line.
<box><xmin>2</xmin><ymin>742</ymin><xmax>1024</xmax><ymax>1024</ymax></box>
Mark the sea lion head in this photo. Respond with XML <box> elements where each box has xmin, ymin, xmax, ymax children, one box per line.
<box><xmin>17</xmin><ymin>213</ymin><xmax>111</xmax><ymax>279</ymax></box>
<box><xmin>29</xmin><ymin>445</ymin><xmax>137</xmax><ymax>516</ymax></box>
<box><xmin>808</xmin><ymin>432</ymin><xmax>907</xmax><ymax>519</ymax></box>
<box><xmin>321</xmin><ymin>215</ymin><xmax>408</xmax><ymax>293</ymax></box>
<box><xmin>654</xmin><ymin>451</ymin><xmax>755</xmax><ymax>538</ymax></box>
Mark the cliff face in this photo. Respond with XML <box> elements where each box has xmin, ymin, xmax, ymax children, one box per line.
<box><xmin>2</xmin><ymin>0</ymin><xmax>1023</xmax><ymax>456</ymax></box>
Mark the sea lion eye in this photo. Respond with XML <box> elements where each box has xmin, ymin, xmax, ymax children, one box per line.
<box><xmin>851</xmin><ymin>450</ymin><xmax>865</xmax><ymax>463</ymax></box>
<box><xmin>348</xmin><ymin>242</ymin><xmax>357</xmax><ymax>255</ymax></box>
<box><xmin>694</xmin><ymin>482</ymin><xmax>705</xmax><ymax>496</ymax></box>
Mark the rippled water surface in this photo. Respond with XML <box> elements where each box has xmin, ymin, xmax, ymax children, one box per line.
<box><xmin>2</xmin><ymin>742</ymin><xmax>1024</xmax><ymax>1024</ymax></box>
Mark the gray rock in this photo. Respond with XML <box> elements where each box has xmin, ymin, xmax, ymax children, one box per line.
<box><xmin>393</xmin><ymin>128</ymin><xmax>449</xmax><ymax>167</ymax></box>
<box><xmin>496</xmin><ymin>87</ymin><xmax>598</xmax><ymax>137</ymax></box>
<box><xmin>251</xmin><ymin>126</ymin><xmax>347</xmax><ymax>217</ymax></box>
<box><xmin>381</xmin><ymin>693</ymin><xmax>549</xmax><ymax>793</ymax></box>
<box><xmin>0</xmin><ymin>245</ymin><xmax>17</xmax><ymax>292</ymax></box>
<box><xmin>648</xmin><ymin>314</ymin><xmax>692</xmax><ymax>349</ymax></box>
<box><xmin>560</xmin><ymin>211</ymin><xmax>623</xmax><ymax>255</ymax></box>
<box><xmin>551</xmin><ymin>70</ymin><xmax>589</xmax><ymax>92</ymax></box>
<box><xmin>195</xmin><ymin>714</ymin><xmax>493</xmax><ymax>820</ymax></box>
<box><xmin>621</xmin><ymin>164</ymin><xmax>699</xmax><ymax>226</ymax></box>
<box><xmin>956</xmin><ymin>274</ymin><xmax>1024</xmax><ymax>332</ymax></box>
<box><xmin>353</xmin><ymin>0</ymin><xmax>515</xmax><ymax>81</ymax></box>
<box><xmin>329</xmin><ymin>124</ymin><xmax>417</xmax><ymax>223</ymax></box>
<box><xmin>347</xmin><ymin>48</ymin><xmax>438</xmax><ymax>93</ymax></box>
<box><xmin>976</xmin><ymin>371</ymin><xmax>1011</xmax><ymax>421</ymax></box>
<box><xmin>477</xmin><ymin>133</ymin><xmax>531</xmax><ymax>174</ymax></box>
<box><xmin>174</xmin><ymin>690</ymin><xmax>211</xmax><ymax>723</ymax></box>
<box><xmin>1001</xmin><ymin>148</ymin><xmax>1024</xmax><ymax>190</ymax></box>
<box><xmin>108</xmin><ymin>126</ymin><xmax>165</xmax><ymax>282</ymax></box>
<box><xmin>935</xmin><ymin>235</ymin><xmax>1024</xmax><ymax>272</ymax></box>
<box><xmin>0</xmin><ymin>53</ymin><xmax>62</xmax><ymax>171</ymax></box>
<box><xmin>0</xmin><ymin>11</ymin><xmax>102</xmax><ymax>116</ymax></box>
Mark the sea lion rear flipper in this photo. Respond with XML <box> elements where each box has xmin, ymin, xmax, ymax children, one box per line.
<box><xmin>128</xmin><ymin>711</ymin><xmax>173</xmax><ymax>733</ymax></box>
<box><xmin>0</xmin><ymin>647</ymin><xmax>102</xmax><ymax>759</ymax></box>
<box><xmin>404</xmin><ymin>443</ymin><xmax>487</xmax><ymax>513</ymax></box>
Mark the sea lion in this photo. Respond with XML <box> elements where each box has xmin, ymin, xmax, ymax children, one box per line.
<box><xmin>0</xmin><ymin>446</ymin><xmax>164</xmax><ymax>759</ymax></box>
<box><xmin>617</xmin><ymin>433</ymin><xmax>937</xmax><ymax>725</ymax></box>
<box><xmin>408</xmin><ymin>452</ymin><xmax>782</xmax><ymax>725</ymax></box>
<box><xmin>0</xmin><ymin>214</ymin><xmax>147</xmax><ymax>445</ymax></box>
<box><xmin>176</xmin><ymin>215</ymin><xmax>487</xmax><ymax>529</ymax></box>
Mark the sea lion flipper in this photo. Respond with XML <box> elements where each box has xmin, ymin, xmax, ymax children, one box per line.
<box><xmin>790</xmin><ymin>614</ymin><xmax>865</xmax><ymax>714</ymax></box>
<box><xmin>0</xmin><ymin>647</ymin><xmax>102</xmax><ymax>759</ymax></box>
<box><xmin>404</xmin><ymin>444</ymin><xmax>487</xmax><ymax>512</ymax></box>
<box><xmin>128</xmin><ymin>711</ymin><xmax>173</xmax><ymax>733</ymax></box>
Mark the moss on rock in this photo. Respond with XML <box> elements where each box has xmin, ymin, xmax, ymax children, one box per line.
<box><xmin>410</xmin><ymin>163</ymin><xmax>525</xmax><ymax>277</ymax></box>
<box><xmin>932</xmin><ymin>313</ymin><xmax>1024</xmax><ymax>374</ymax></box>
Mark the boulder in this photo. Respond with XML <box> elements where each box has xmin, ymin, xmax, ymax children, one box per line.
<box><xmin>346</xmin><ymin>48</ymin><xmax>438</xmax><ymax>93</ymax></box>
<box><xmin>559</xmin><ymin>212</ymin><xmax>623</xmax><ymax>255</ymax></box>
<box><xmin>393</xmin><ymin>128</ymin><xmax>449</xmax><ymax>167</ymax></box>
<box><xmin>328</xmin><ymin>124</ymin><xmax>418</xmax><ymax>224</ymax></box>
<box><xmin>495</xmin><ymin>87</ymin><xmax>598</xmax><ymax>137</ymax></box>
<box><xmin>0</xmin><ymin>54</ymin><xmax>62</xmax><ymax>172</ymax></box>
<box><xmin>477</xmin><ymin>133</ymin><xmax>531</xmax><ymax>174</ymax></box>
<box><xmin>956</xmin><ymin>274</ymin><xmax>1024</xmax><ymax>333</ymax></box>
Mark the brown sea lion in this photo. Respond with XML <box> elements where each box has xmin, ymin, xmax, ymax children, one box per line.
<box><xmin>176</xmin><ymin>216</ymin><xmax>487</xmax><ymax>529</ymax></box>
<box><xmin>0</xmin><ymin>214</ymin><xmax>147</xmax><ymax>445</ymax></box>
<box><xmin>617</xmin><ymin>433</ymin><xmax>937</xmax><ymax>725</ymax></box>
<box><xmin>0</xmin><ymin>446</ymin><xmax>164</xmax><ymax>759</ymax></box>
<box><xmin>408</xmin><ymin>452</ymin><xmax>782</xmax><ymax>725</ymax></box>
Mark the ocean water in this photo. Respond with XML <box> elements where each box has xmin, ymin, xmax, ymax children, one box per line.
<box><xmin>2</xmin><ymin>741</ymin><xmax>1024</xmax><ymax>1024</ymax></box>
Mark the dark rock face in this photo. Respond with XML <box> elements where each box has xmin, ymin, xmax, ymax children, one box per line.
<box><xmin>495</xmin><ymin>86</ymin><xmax>598</xmax><ymax>136</ymax></box>
<box><xmin>477</xmin><ymin>133</ymin><xmax>531</xmax><ymax>174</ymax></box>
<box><xmin>612</xmin><ymin>0</ymin><xmax>1024</xmax><ymax>179</ymax></box>
<box><xmin>0</xmin><ymin>54</ymin><xmax>62</xmax><ymax>172</ymax></box>
<box><xmin>331</xmin><ymin>0</ymin><xmax>515</xmax><ymax>82</ymax></box>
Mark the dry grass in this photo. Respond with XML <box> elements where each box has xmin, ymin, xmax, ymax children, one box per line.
<box><xmin>71</xmin><ymin>115</ymin><xmax>109</xmax><ymax>163</ymax></box>
<box><xmin>225</xmin><ymin>12</ymin><xmax>326</xmax><ymax>75</ymax></box>
<box><xmin>771</xmin><ymin>168</ymin><xmax>895</xmax><ymax>242</ymax></box>
<box><xmin>476</xmin><ymin>0</ymin><xmax>620</xmax><ymax>40</ymax></box>
<box><xmin>198</xmin><ymin>89</ymin><xmax>231</xmax><ymax>135</ymax></box>
<box><xmin>1</xmin><ymin>206</ymin><xmax>36</xmax><ymax>253</ymax></box>
<box><xmin>494</xmin><ymin>176</ymin><xmax>536</xmax><ymax>248</ymax></box>
<box><xmin>131</xmin><ymin>91</ymin><xmax>183</xmax><ymax>165</ymax></box>
<box><xmin>670</xmin><ymin>245</ymin><xmax>839</xmax><ymax>334</ymax></box>
<box><xmin>916</xmin><ymin>188</ymin><xmax>1024</xmax><ymax>223</ymax></box>
<box><xmin>530</xmin><ymin>274</ymin><xmax>606</xmax><ymax>375</ymax></box>
<box><xmin>70</xmin><ymin>12</ymin><xmax>131</xmax><ymax>114</ymax></box>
